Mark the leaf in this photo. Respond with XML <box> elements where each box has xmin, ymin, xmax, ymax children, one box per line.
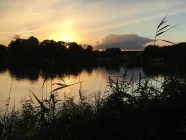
<box><xmin>156</xmin><ymin>31</ymin><xmax>166</xmax><ymax>37</ymax></box>
<box><xmin>29</xmin><ymin>89</ymin><xmax>47</xmax><ymax>109</ymax></box>
<box><xmin>158</xmin><ymin>39</ymin><xmax>176</xmax><ymax>44</ymax></box>
<box><xmin>52</xmin><ymin>83</ymin><xmax>66</xmax><ymax>86</ymax></box>
<box><xmin>157</xmin><ymin>14</ymin><xmax>168</xmax><ymax>29</ymax></box>
<box><xmin>162</xmin><ymin>20</ymin><xmax>168</xmax><ymax>25</ymax></box>
<box><xmin>52</xmin><ymin>81</ymin><xmax>86</xmax><ymax>92</ymax></box>
<box><xmin>60</xmin><ymin>77</ymin><xmax>66</xmax><ymax>84</ymax></box>
<box><xmin>157</xmin><ymin>25</ymin><xmax>170</xmax><ymax>33</ymax></box>
<box><xmin>42</xmin><ymin>77</ymin><xmax>48</xmax><ymax>89</ymax></box>
<box><xmin>156</xmin><ymin>24</ymin><xmax>179</xmax><ymax>37</ymax></box>
<box><xmin>144</xmin><ymin>79</ymin><xmax>150</xmax><ymax>88</ymax></box>
<box><xmin>50</xmin><ymin>94</ymin><xmax>55</xmax><ymax>104</ymax></box>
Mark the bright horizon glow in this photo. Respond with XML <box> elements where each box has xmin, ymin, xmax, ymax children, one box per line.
<box><xmin>51</xmin><ymin>32</ymin><xmax>78</xmax><ymax>43</ymax></box>
<box><xmin>49</xmin><ymin>19</ymin><xmax>80</xmax><ymax>43</ymax></box>
<box><xmin>61</xmin><ymin>33</ymin><xmax>73</xmax><ymax>43</ymax></box>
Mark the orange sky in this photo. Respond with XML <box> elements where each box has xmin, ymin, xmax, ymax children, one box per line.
<box><xmin>0</xmin><ymin>0</ymin><xmax>186</xmax><ymax>46</ymax></box>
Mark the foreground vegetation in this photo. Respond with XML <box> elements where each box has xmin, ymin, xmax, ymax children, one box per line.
<box><xmin>1</xmin><ymin>73</ymin><xmax>186</xmax><ymax>140</ymax></box>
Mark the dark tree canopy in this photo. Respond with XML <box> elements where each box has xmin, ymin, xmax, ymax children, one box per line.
<box><xmin>8</xmin><ymin>38</ymin><xmax>27</xmax><ymax>49</ymax></box>
<box><xmin>143</xmin><ymin>45</ymin><xmax>159</xmax><ymax>57</ymax></box>
<box><xmin>143</xmin><ymin>43</ymin><xmax>186</xmax><ymax>64</ymax></box>
<box><xmin>67</xmin><ymin>42</ymin><xmax>83</xmax><ymax>53</ymax></box>
<box><xmin>27</xmin><ymin>36</ymin><xmax>39</xmax><ymax>49</ymax></box>
<box><xmin>0</xmin><ymin>44</ymin><xmax>7</xmax><ymax>59</ymax></box>
<box><xmin>0</xmin><ymin>44</ymin><xmax>7</xmax><ymax>49</ymax></box>
<box><xmin>56</xmin><ymin>41</ymin><xmax>67</xmax><ymax>52</ymax></box>
<box><xmin>86</xmin><ymin>45</ymin><xmax>93</xmax><ymax>52</ymax></box>
<box><xmin>105</xmin><ymin>47</ymin><xmax>121</xmax><ymax>57</ymax></box>
<box><xmin>8</xmin><ymin>36</ymin><xmax>39</xmax><ymax>50</ymax></box>
<box><xmin>8</xmin><ymin>36</ymin><xmax>40</xmax><ymax>58</ymax></box>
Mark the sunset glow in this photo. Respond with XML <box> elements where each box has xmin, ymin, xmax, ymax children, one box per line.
<box><xmin>49</xmin><ymin>19</ymin><xmax>80</xmax><ymax>43</ymax></box>
<box><xmin>51</xmin><ymin>32</ymin><xmax>76</xmax><ymax>43</ymax></box>
<box><xmin>0</xmin><ymin>0</ymin><xmax>186</xmax><ymax>46</ymax></box>
<box><xmin>61</xmin><ymin>33</ymin><xmax>73</xmax><ymax>43</ymax></box>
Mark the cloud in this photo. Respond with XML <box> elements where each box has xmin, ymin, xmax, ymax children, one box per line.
<box><xmin>95</xmin><ymin>34</ymin><xmax>152</xmax><ymax>50</ymax></box>
<box><xmin>96</xmin><ymin>41</ymin><xmax>100</xmax><ymax>46</ymax></box>
<box><xmin>13</xmin><ymin>35</ymin><xmax>20</xmax><ymax>39</ymax></box>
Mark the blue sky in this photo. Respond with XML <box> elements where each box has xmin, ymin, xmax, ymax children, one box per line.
<box><xmin>0</xmin><ymin>0</ymin><xmax>186</xmax><ymax>46</ymax></box>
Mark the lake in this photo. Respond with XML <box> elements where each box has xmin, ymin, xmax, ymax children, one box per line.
<box><xmin>0</xmin><ymin>64</ymin><xmax>164</xmax><ymax>110</ymax></box>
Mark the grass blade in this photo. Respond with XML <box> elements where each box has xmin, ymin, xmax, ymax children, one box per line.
<box><xmin>29</xmin><ymin>89</ymin><xmax>47</xmax><ymax>109</ymax></box>
<box><xmin>52</xmin><ymin>83</ymin><xmax>66</xmax><ymax>86</ymax></box>
<box><xmin>52</xmin><ymin>81</ymin><xmax>86</xmax><ymax>92</ymax></box>
<box><xmin>59</xmin><ymin>77</ymin><xmax>66</xmax><ymax>84</ymax></box>
<box><xmin>158</xmin><ymin>39</ymin><xmax>176</xmax><ymax>44</ymax></box>
<box><xmin>156</xmin><ymin>24</ymin><xmax>179</xmax><ymax>38</ymax></box>
<box><xmin>156</xmin><ymin>31</ymin><xmax>166</xmax><ymax>38</ymax></box>
<box><xmin>164</xmin><ymin>24</ymin><xmax>180</xmax><ymax>32</ymax></box>
<box><xmin>157</xmin><ymin>25</ymin><xmax>170</xmax><ymax>33</ymax></box>
<box><xmin>52</xmin><ymin>86</ymin><xmax>68</xmax><ymax>92</ymax></box>
<box><xmin>42</xmin><ymin>77</ymin><xmax>48</xmax><ymax>89</ymax></box>
<box><xmin>157</xmin><ymin>14</ymin><xmax>168</xmax><ymax>29</ymax></box>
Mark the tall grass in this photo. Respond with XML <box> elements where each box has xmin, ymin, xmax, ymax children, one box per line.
<box><xmin>154</xmin><ymin>14</ymin><xmax>180</xmax><ymax>45</ymax></box>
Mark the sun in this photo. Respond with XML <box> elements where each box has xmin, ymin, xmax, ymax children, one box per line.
<box><xmin>62</xmin><ymin>33</ymin><xmax>73</xmax><ymax>42</ymax></box>
<box><xmin>50</xmin><ymin>19</ymin><xmax>80</xmax><ymax>43</ymax></box>
<box><xmin>51</xmin><ymin>31</ymin><xmax>79</xmax><ymax>43</ymax></box>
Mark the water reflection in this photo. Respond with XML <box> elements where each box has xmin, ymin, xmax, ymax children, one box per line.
<box><xmin>8</xmin><ymin>64</ymin><xmax>40</xmax><ymax>82</ymax></box>
<box><xmin>0</xmin><ymin>62</ymin><xmax>7</xmax><ymax>74</ymax></box>
<box><xmin>0</xmin><ymin>63</ymin><xmax>179</xmax><ymax>110</ymax></box>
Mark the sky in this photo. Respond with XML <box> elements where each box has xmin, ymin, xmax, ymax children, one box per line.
<box><xmin>0</xmin><ymin>0</ymin><xmax>186</xmax><ymax>46</ymax></box>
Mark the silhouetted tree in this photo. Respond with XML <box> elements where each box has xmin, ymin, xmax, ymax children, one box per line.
<box><xmin>0</xmin><ymin>44</ymin><xmax>7</xmax><ymax>60</ymax></box>
<box><xmin>55</xmin><ymin>41</ymin><xmax>68</xmax><ymax>61</ymax></box>
<box><xmin>8</xmin><ymin>39</ymin><xmax>26</xmax><ymax>49</ymax></box>
<box><xmin>8</xmin><ymin>36</ymin><xmax>40</xmax><ymax>60</ymax></box>
<box><xmin>105</xmin><ymin>47</ymin><xmax>121</xmax><ymax>57</ymax></box>
<box><xmin>8</xmin><ymin>38</ymin><xmax>27</xmax><ymax>57</ymax></box>
<box><xmin>56</xmin><ymin>41</ymin><xmax>67</xmax><ymax>53</ymax></box>
<box><xmin>143</xmin><ymin>45</ymin><xmax>159</xmax><ymax>58</ymax></box>
<box><xmin>67</xmin><ymin>42</ymin><xmax>83</xmax><ymax>58</ymax></box>
<box><xmin>86</xmin><ymin>45</ymin><xmax>93</xmax><ymax>52</ymax></box>
<box><xmin>39</xmin><ymin>40</ymin><xmax>58</xmax><ymax>59</ymax></box>
<box><xmin>27</xmin><ymin>36</ymin><xmax>39</xmax><ymax>49</ymax></box>
<box><xmin>143</xmin><ymin>43</ymin><xmax>186</xmax><ymax>69</ymax></box>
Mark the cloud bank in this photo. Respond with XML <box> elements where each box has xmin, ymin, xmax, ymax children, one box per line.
<box><xmin>95</xmin><ymin>34</ymin><xmax>152</xmax><ymax>50</ymax></box>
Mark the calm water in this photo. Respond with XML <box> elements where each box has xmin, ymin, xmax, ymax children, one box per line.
<box><xmin>0</xmin><ymin>65</ymin><xmax>164</xmax><ymax>110</ymax></box>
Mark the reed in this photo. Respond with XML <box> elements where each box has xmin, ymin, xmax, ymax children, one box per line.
<box><xmin>154</xmin><ymin>14</ymin><xmax>180</xmax><ymax>45</ymax></box>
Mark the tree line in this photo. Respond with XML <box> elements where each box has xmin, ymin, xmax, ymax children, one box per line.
<box><xmin>0</xmin><ymin>36</ymin><xmax>186</xmax><ymax>67</ymax></box>
<box><xmin>0</xmin><ymin>36</ymin><xmax>123</xmax><ymax>63</ymax></box>
<box><xmin>143</xmin><ymin>43</ymin><xmax>186</xmax><ymax>64</ymax></box>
